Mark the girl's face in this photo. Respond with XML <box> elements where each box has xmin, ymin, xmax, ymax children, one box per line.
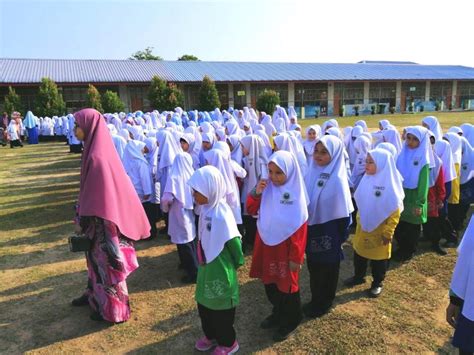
<box><xmin>307</xmin><ymin>129</ymin><xmax>316</xmax><ymax>141</ymax></box>
<box><xmin>143</xmin><ymin>146</ymin><xmax>149</xmax><ymax>154</ymax></box>
<box><xmin>313</xmin><ymin>142</ymin><xmax>331</xmax><ymax>166</ymax></box>
<box><xmin>202</xmin><ymin>141</ymin><xmax>212</xmax><ymax>151</ymax></box>
<box><xmin>74</xmin><ymin>123</ymin><xmax>85</xmax><ymax>141</ymax></box>
<box><xmin>192</xmin><ymin>189</ymin><xmax>209</xmax><ymax>205</ymax></box>
<box><xmin>291</xmin><ymin>118</ymin><xmax>296</xmax><ymax>124</ymax></box>
<box><xmin>244</xmin><ymin>126</ymin><xmax>250</xmax><ymax>132</ymax></box>
<box><xmin>241</xmin><ymin>143</ymin><xmax>249</xmax><ymax>156</ymax></box>
<box><xmin>379</xmin><ymin>123</ymin><xmax>383</xmax><ymax>130</ymax></box>
<box><xmin>406</xmin><ymin>133</ymin><xmax>420</xmax><ymax>149</ymax></box>
<box><xmin>365</xmin><ymin>154</ymin><xmax>377</xmax><ymax>175</ymax></box>
<box><xmin>268</xmin><ymin>162</ymin><xmax>287</xmax><ymax>186</ymax></box>
<box><xmin>180</xmin><ymin>140</ymin><xmax>190</xmax><ymax>152</ymax></box>
<box><xmin>225</xmin><ymin>127</ymin><xmax>229</xmax><ymax>135</ymax></box>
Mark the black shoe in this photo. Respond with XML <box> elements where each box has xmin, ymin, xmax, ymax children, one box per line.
<box><xmin>392</xmin><ymin>250</ymin><xmax>412</xmax><ymax>263</ymax></box>
<box><xmin>432</xmin><ymin>245</ymin><xmax>448</xmax><ymax>256</ymax></box>
<box><xmin>71</xmin><ymin>294</ymin><xmax>89</xmax><ymax>307</ymax></box>
<box><xmin>260</xmin><ymin>314</ymin><xmax>278</xmax><ymax>329</ymax></box>
<box><xmin>368</xmin><ymin>286</ymin><xmax>383</xmax><ymax>298</ymax></box>
<box><xmin>181</xmin><ymin>275</ymin><xmax>196</xmax><ymax>284</ymax></box>
<box><xmin>273</xmin><ymin>325</ymin><xmax>298</xmax><ymax>342</ymax></box>
<box><xmin>344</xmin><ymin>276</ymin><xmax>365</xmax><ymax>288</ymax></box>
<box><xmin>90</xmin><ymin>312</ymin><xmax>104</xmax><ymax>321</ymax></box>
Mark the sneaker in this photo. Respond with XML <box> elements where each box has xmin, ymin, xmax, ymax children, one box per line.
<box><xmin>369</xmin><ymin>286</ymin><xmax>382</xmax><ymax>298</ymax></box>
<box><xmin>195</xmin><ymin>336</ymin><xmax>217</xmax><ymax>352</ymax></box>
<box><xmin>71</xmin><ymin>294</ymin><xmax>89</xmax><ymax>307</ymax></box>
<box><xmin>260</xmin><ymin>314</ymin><xmax>278</xmax><ymax>329</ymax></box>
<box><xmin>344</xmin><ymin>276</ymin><xmax>366</xmax><ymax>287</ymax></box>
<box><xmin>212</xmin><ymin>341</ymin><xmax>239</xmax><ymax>355</ymax></box>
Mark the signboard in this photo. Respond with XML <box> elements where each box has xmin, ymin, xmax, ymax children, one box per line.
<box><xmin>237</xmin><ymin>91</ymin><xmax>246</xmax><ymax>96</ymax></box>
<box><xmin>409</xmin><ymin>87</ymin><xmax>416</xmax><ymax>92</ymax></box>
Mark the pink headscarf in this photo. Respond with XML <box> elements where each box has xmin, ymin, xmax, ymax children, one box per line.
<box><xmin>75</xmin><ymin>108</ymin><xmax>151</xmax><ymax>241</ymax></box>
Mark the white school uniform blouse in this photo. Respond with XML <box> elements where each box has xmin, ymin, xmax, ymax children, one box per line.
<box><xmin>128</xmin><ymin>162</ymin><xmax>153</xmax><ymax>202</ymax></box>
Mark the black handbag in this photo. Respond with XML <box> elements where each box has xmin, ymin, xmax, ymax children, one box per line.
<box><xmin>68</xmin><ymin>235</ymin><xmax>92</xmax><ymax>252</ymax></box>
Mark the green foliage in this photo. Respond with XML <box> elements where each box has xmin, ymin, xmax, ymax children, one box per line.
<box><xmin>148</xmin><ymin>76</ymin><xmax>184</xmax><ymax>110</ymax></box>
<box><xmin>3</xmin><ymin>86</ymin><xmax>23</xmax><ymax>115</ymax></box>
<box><xmin>101</xmin><ymin>90</ymin><xmax>125</xmax><ymax>113</ymax></box>
<box><xmin>177</xmin><ymin>54</ymin><xmax>199</xmax><ymax>61</ymax></box>
<box><xmin>35</xmin><ymin>77</ymin><xmax>66</xmax><ymax>117</ymax></box>
<box><xmin>129</xmin><ymin>47</ymin><xmax>163</xmax><ymax>60</ymax></box>
<box><xmin>198</xmin><ymin>75</ymin><xmax>221</xmax><ymax>111</ymax></box>
<box><xmin>86</xmin><ymin>84</ymin><xmax>103</xmax><ymax>113</ymax></box>
<box><xmin>256</xmin><ymin>89</ymin><xmax>280</xmax><ymax>114</ymax></box>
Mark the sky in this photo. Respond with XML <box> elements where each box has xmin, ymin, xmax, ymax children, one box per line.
<box><xmin>1</xmin><ymin>0</ymin><xmax>474</xmax><ymax>67</ymax></box>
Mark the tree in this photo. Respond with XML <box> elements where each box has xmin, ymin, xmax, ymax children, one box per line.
<box><xmin>198</xmin><ymin>75</ymin><xmax>220</xmax><ymax>111</ymax></box>
<box><xmin>35</xmin><ymin>77</ymin><xmax>66</xmax><ymax>117</ymax></box>
<box><xmin>86</xmin><ymin>84</ymin><xmax>103</xmax><ymax>113</ymax></box>
<box><xmin>102</xmin><ymin>90</ymin><xmax>125</xmax><ymax>113</ymax></box>
<box><xmin>148</xmin><ymin>76</ymin><xmax>168</xmax><ymax>110</ymax></box>
<box><xmin>177</xmin><ymin>54</ymin><xmax>199</xmax><ymax>61</ymax></box>
<box><xmin>256</xmin><ymin>90</ymin><xmax>280</xmax><ymax>115</ymax></box>
<box><xmin>148</xmin><ymin>76</ymin><xmax>184</xmax><ymax>111</ymax></box>
<box><xmin>3</xmin><ymin>86</ymin><xmax>23</xmax><ymax>115</ymax></box>
<box><xmin>164</xmin><ymin>83</ymin><xmax>184</xmax><ymax>109</ymax></box>
<box><xmin>129</xmin><ymin>47</ymin><xmax>163</xmax><ymax>60</ymax></box>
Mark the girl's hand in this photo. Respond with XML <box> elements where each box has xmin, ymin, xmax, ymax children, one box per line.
<box><xmin>74</xmin><ymin>224</ymin><xmax>82</xmax><ymax>235</ymax></box>
<box><xmin>446</xmin><ymin>303</ymin><xmax>460</xmax><ymax>328</ymax></box>
<box><xmin>381</xmin><ymin>235</ymin><xmax>392</xmax><ymax>245</ymax></box>
<box><xmin>256</xmin><ymin>180</ymin><xmax>268</xmax><ymax>195</ymax></box>
<box><xmin>413</xmin><ymin>207</ymin><xmax>422</xmax><ymax>216</ymax></box>
<box><xmin>289</xmin><ymin>261</ymin><xmax>301</xmax><ymax>272</ymax></box>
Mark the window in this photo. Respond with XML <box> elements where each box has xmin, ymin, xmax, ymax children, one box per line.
<box><xmin>251</xmin><ymin>83</ymin><xmax>288</xmax><ymax>109</ymax></box>
<box><xmin>334</xmin><ymin>82</ymin><xmax>364</xmax><ymax>105</ymax></box>
<box><xmin>294</xmin><ymin>83</ymin><xmax>329</xmax><ymax>117</ymax></box>
<box><xmin>233</xmin><ymin>84</ymin><xmax>247</xmax><ymax>109</ymax></box>
<box><xmin>369</xmin><ymin>82</ymin><xmax>396</xmax><ymax>107</ymax></box>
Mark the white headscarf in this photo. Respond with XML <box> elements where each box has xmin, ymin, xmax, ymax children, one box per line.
<box><xmin>274</xmin><ymin>133</ymin><xmax>308</xmax><ymax>176</ymax></box>
<box><xmin>303</xmin><ymin>125</ymin><xmax>321</xmax><ymax>156</ymax></box>
<box><xmin>305</xmin><ymin>135</ymin><xmax>354</xmax><ymax>225</ymax></box>
<box><xmin>119</xmin><ymin>128</ymin><xmax>131</xmax><ymax>142</ymax></box>
<box><xmin>355</xmin><ymin>120</ymin><xmax>368</xmax><ymax>132</ymax></box>
<box><xmin>377</xmin><ymin>142</ymin><xmax>398</xmax><ymax>159</ymax></box>
<box><xmin>123</xmin><ymin>140</ymin><xmax>148</xmax><ymax>175</ymax></box>
<box><xmin>164</xmin><ymin>152</ymin><xmax>194</xmax><ymax>209</ymax></box>
<box><xmin>187</xmin><ymin>166</ymin><xmax>241</xmax><ymax>264</ymax></box>
<box><xmin>460</xmin><ymin>136</ymin><xmax>474</xmax><ymax>184</ymax></box>
<box><xmin>396</xmin><ymin>126</ymin><xmax>435</xmax><ymax>189</ymax></box>
<box><xmin>144</xmin><ymin>137</ymin><xmax>158</xmax><ymax>176</ymax></box>
<box><xmin>257</xmin><ymin>151</ymin><xmax>309</xmax><ymax>246</ymax></box>
<box><xmin>422</xmin><ymin>116</ymin><xmax>443</xmax><ymax>142</ymax></box>
<box><xmin>380</xmin><ymin>129</ymin><xmax>403</xmax><ymax>156</ymax></box>
<box><xmin>321</xmin><ymin>119</ymin><xmax>339</xmax><ymax>134</ymax></box>
<box><xmin>354</xmin><ymin>148</ymin><xmax>404</xmax><ymax>232</ymax></box>
<box><xmin>351</xmin><ymin>135</ymin><xmax>372</xmax><ymax>186</ymax></box>
<box><xmin>240</xmin><ymin>134</ymin><xmax>269</xmax><ymax>195</ymax></box>
<box><xmin>444</xmin><ymin>132</ymin><xmax>462</xmax><ymax>165</ymax></box>
<box><xmin>111</xmin><ymin>134</ymin><xmax>127</xmax><ymax>161</ymax></box>
<box><xmin>348</xmin><ymin>125</ymin><xmax>364</xmax><ymax>165</ymax></box>
<box><xmin>204</xmin><ymin>149</ymin><xmax>240</xmax><ymax>209</ymax></box>
<box><xmin>227</xmin><ymin>134</ymin><xmax>243</xmax><ymax>165</ymax></box>
<box><xmin>460</xmin><ymin>123</ymin><xmax>474</xmax><ymax>147</ymax></box>
<box><xmin>450</xmin><ymin>215</ymin><xmax>474</xmax><ymax>321</ymax></box>
<box><xmin>254</xmin><ymin>130</ymin><xmax>273</xmax><ymax>158</ymax></box>
<box><xmin>156</xmin><ymin>129</ymin><xmax>181</xmax><ymax>170</ymax></box>
<box><xmin>261</xmin><ymin>114</ymin><xmax>276</xmax><ymax>137</ymax></box>
<box><xmin>434</xmin><ymin>140</ymin><xmax>457</xmax><ymax>183</ymax></box>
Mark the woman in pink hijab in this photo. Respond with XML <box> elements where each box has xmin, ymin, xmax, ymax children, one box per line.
<box><xmin>71</xmin><ymin>109</ymin><xmax>150</xmax><ymax>323</ymax></box>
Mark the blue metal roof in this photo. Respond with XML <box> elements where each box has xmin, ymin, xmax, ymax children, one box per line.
<box><xmin>1</xmin><ymin>58</ymin><xmax>474</xmax><ymax>84</ymax></box>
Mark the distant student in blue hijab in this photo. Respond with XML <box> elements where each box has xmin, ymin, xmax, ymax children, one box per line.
<box><xmin>23</xmin><ymin>111</ymin><xmax>39</xmax><ymax>144</ymax></box>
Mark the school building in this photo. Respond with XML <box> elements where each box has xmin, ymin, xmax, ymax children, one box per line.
<box><xmin>2</xmin><ymin>58</ymin><xmax>474</xmax><ymax>118</ymax></box>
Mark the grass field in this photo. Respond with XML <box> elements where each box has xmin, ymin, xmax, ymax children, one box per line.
<box><xmin>0</xmin><ymin>112</ymin><xmax>472</xmax><ymax>353</ymax></box>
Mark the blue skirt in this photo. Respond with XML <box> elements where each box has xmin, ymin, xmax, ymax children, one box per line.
<box><xmin>453</xmin><ymin>313</ymin><xmax>474</xmax><ymax>352</ymax></box>
<box><xmin>460</xmin><ymin>178</ymin><xmax>474</xmax><ymax>205</ymax></box>
<box><xmin>26</xmin><ymin>127</ymin><xmax>39</xmax><ymax>144</ymax></box>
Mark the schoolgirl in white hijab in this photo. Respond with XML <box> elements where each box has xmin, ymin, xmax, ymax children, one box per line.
<box><xmin>350</xmin><ymin>135</ymin><xmax>372</xmax><ymax>189</ymax></box>
<box><xmin>460</xmin><ymin>136</ymin><xmax>474</xmax><ymax>185</ymax></box>
<box><xmin>448</xmin><ymin>126</ymin><xmax>463</xmax><ymax>135</ymax></box>
<box><xmin>378</xmin><ymin>129</ymin><xmax>403</xmax><ymax>156</ymax></box>
<box><xmin>274</xmin><ymin>133</ymin><xmax>308</xmax><ymax>176</ymax></box>
<box><xmin>119</xmin><ymin>128</ymin><xmax>131</xmax><ymax>142</ymax></box>
<box><xmin>347</xmin><ymin>125</ymin><xmax>364</xmax><ymax>167</ymax></box>
<box><xmin>225</xmin><ymin>119</ymin><xmax>244</xmax><ymax>138</ymax></box>
<box><xmin>111</xmin><ymin>129</ymin><xmax>127</xmax><ymax>161</ymax></box>
<box><xmin>200</xmin><ymin>121</ymin><xmax>214</xmax><ymax>135</ymax></box>
<box><xmin>123</xmin><ymin>140</ymin><xmax>152</xmax><ymax>202</ymax></box>
<box><xmin>204</xmin><ymin>149</ymin><xmax>243</xmax><ymax>225</ymax></box>
<box><xmin>303</xmin><ymin>125</ymin><xmax>321</xmax><ymax>164</ymax></box>
<box><xmin>187</xmin><ymin>165</ymin><xmax>241</xmax><ymax>264</ymax></box>
<box><xmin>180</xmin><ymin>133</ymin><xmax>200</xmax><ymax>170</ymax></box>
<box><xmin>444</xmin><ymin>132</ymin><xmax>463</xmax><ymax>166</ymax></box>
<box><xmin>321</xmin><ymin>119</ymin><xmax>339</xmax><ymax>134</ymax></box>
<box><xmin>256</xmin><ymin>150</ymin><xmax>309</xmax><ymax>246</ymax></box>
<box><xmin>216</xmin><ymin>127</ymin><xmax>226</xmax><ymax>142</ymax></box>
<box><xmin>240</xmin><ymin>135</ymin><xmax>269</xmax><ymax>212</ymax></box>
<box><xmin>273</xmin><ymin>116</ymin><xmax>286</xmax><ymax>133</ymax></box>
<box><xmin>254</xmin><ymin>129</ymin><xmax>273</xmax><ymax>158</ymax></box>
<box><xmin>305</xmin><ymin>135</ymin><xmax>354</xmax><ymax>225</ymax></box>
<box><xmin>227</xmin><ymin>135</ymin><xmax>243</xmax><ymax>167</ymax></box>
<box><xmin>162</xmin><ymin>152</ymin><xmax>196</xmax><ymax>244</ymax></box>
<box><xmin>261</xmin><ymin>114</ymin><xmax>276</xmax><ymax>137</ymax></box>
<box><xmin>422</xmin><ymin>116</ymin><xmax>443</xmax><ymax>142</ymax></box>
<box><xmin>397</xmin><ymin>126</ymin><xmax>435</xmax><ymax>189</ymax></box>
<box><xmin>377</xmin><ymin>142</ymin><xmax>398</xmax><ymax>160</ymax></box>
<box><xmin>354</xmin><ymin>120</ymin><xmax>368</xmax><ymax>132</ymax></box>
<box><xmin>354</xmin><ymin>148</ymin><xmax>405</xmax><ymax>233</ymax></box>
<box><xmin>184</xmin><ymin>125</ymin><xmax>202</xmax><ymax>156</ymax></box>
<box><xmin>243</xmin><ymin>121</ymin><xmax>253</xmax><ymax>135</ymax></box>
<box><xmin>434</xmin><ymin>140</ymin><xmax>457</xmax><ymax>184</ymax></box>
<box><xmin>156</xmin><ymin>129</ymin><xmax>182</xmax><ymax>200</ymax></box>
<box><xmin>214</xmin><ymin>141</ymin><xmax>248</xmax><ymax>180</ymax></box>
<box><xmin>460</xmin><ymin>123</ymin><xmax>474</xmax><ymax>147</ymax></box>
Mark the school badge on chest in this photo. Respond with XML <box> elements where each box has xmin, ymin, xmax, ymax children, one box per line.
<box><xmin>375</xmin><ymin>190</ymin><xmax>382</xmax><ymax>197</ymax></box>
<box><xmin>317</xmin><ymin>180</ymin><xmax>324</xmax><ymax>187</ymax></box>
<box><xmin>414</xmin><ymin>161</ymin><xmax>419</xmax><ymax>166</ymax></box>
<box><xmin>280</xmin><ymin>192</ymin><xmax>293</xmax><ymax>205</ymax></box>
<box><xmin>206</xmin><ymin>222</ymin><xmax>212</xmax><ymax>232</ymax></box>
<box><xmin>283</xmin><ymin>192</ymin><xmax>290</xmax><ymax>200</ymax></box>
